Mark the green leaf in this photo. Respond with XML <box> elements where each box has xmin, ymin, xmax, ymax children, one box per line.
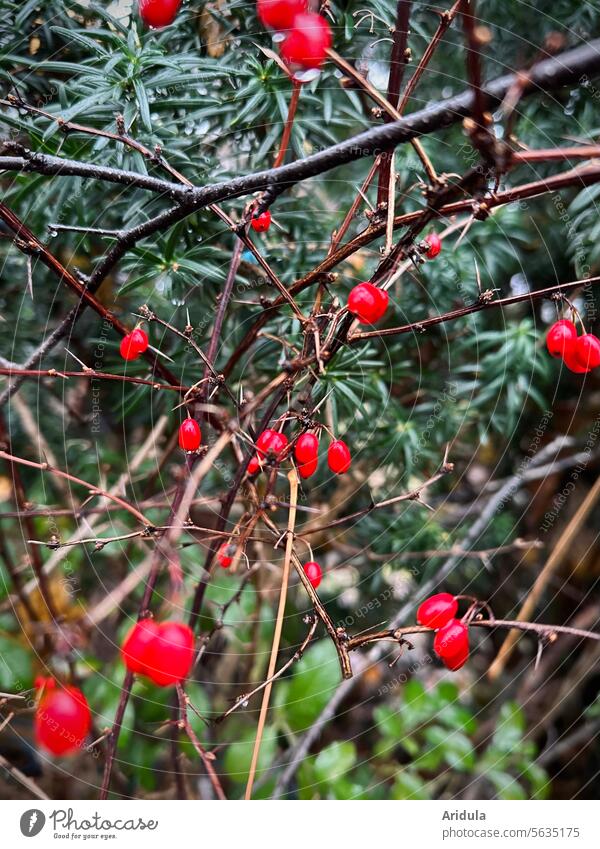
<box><xmin>487</xmin><ymin>770</ymin><xmax>527</xmax><ymax>800</ymax></box>
<box><xmin>492</xmin><ymin>702</ymin><xmax>526</xmax><ymax>752</ymax></box>
<box><xmin>391</xmin><ymin>770</ymin><xmax>430</xmax><ymax>800</ymax></box>
<box><xmin>0</xmin><ymin>633</ymin><xmax>32</xmax><ymax>691</ymax></box>
<box><xmin>223</xmin><ymin>725</ymin><xmax>278</xmax><ymax>786</ymax></box>
<box><xmin>313</xmin><ymin>741</ymin><xmax>357</xmax><ymax>785</ymax></box>
<box><xmin>276</xmin><ymin>640</ymin><xmax>341</xmax><ymax>733</ymax></box>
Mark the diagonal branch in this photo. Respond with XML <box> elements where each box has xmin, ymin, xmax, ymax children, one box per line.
<box><xmin>3</xmin><ymin>38</ymin><xmax>600</xmax><ymax>213</ymax></box>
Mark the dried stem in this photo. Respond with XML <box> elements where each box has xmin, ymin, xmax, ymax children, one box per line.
<box><xmin>244</xmin><ymin>469</ymin><xmax>298</xmax><ymax>800</ymax></box>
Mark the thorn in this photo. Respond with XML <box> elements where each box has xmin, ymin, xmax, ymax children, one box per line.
<box><xmin>64</xmin><ymin>348</ymin><xmax>91</xmax><ymax>371</ymax></box>
<box><xmin>148</xmin><ymin>344</ymin><xmax>174</xmax><ymax>363</ymax></box>
<box><xmin>26</xmin><ymin>255</ymin><xmax>33</xmax><ymax>300</ymax></box>
<box><xmin>535</xmin><ymin>639</ymin><xmax>544</xmax><ymax>671</ymax></box>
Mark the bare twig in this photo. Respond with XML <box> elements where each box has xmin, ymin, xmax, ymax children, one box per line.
<box><xmin>244</xmin><ymin>469</ymin><xmax>298</xmax><ymax>800</ymax></box>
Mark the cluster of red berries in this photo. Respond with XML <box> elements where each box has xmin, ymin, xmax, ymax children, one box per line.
<box><xmin>139</xmin><ymin>0</ymin><xmax>181</xmax><ymax>28</ymax></box>
<box><xmin>246</xmin><ymin>428</ymin><xmax>351</xmax><ymax>479</ymax></box>
<box><xmin>121</xmin><ymin>619</ymin><xmax>195</xmax><ymax>686</ymax></box>
<box><xmin>247</xmin><ymin>428</ymin><xmax>289</xmax><ymax>475</ymax></box>
<box><xmin>257</xmin><ymin>0</ymin><xmax>332</xmax><ymax>71</ymax></box>
<box><xmin>546</xmin><ymin>319</ymin><xmax>600</xmax><ymax>374</ymax></box>
<box><xmin>34</xmin><ymin>677</ymin><xmax>91</xmax><ymax>757</ymax></box>
<box><xmin>119</xmin><ymin>328</ymin><xmax>149</xmax><ymax>362</ymax></box>
<box><xmin>178</xmin><ymin>416</ymin><xmax>202</xmax><ymax>451</ymax></box>
<box><xmin>416</xmin><ymin>593</ymin><xmax>469</xmax><ymax>671</ymax></box>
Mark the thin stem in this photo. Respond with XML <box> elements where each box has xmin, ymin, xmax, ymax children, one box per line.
<box><xmin>0</xmin><ymin>449</ymin><xmax>153</xmax><ymax>526</ymax></box>
<box><xmin>351</xmin><ymin>273</ymin><xmax>600</xmax><ymax>341</ymax></box>
<box><xmin>215</xmin><ymin>615</ymin><xmax>318</xmax><ymax>723</ymax></box>
<box><xmin>244</xmin><ymin>469</ymin><xmax>298</xmax><ymax>800</ymax></box>
<box><xmin>273</xmin><ymin>79</ymin><xmax>302</xmax><ymax>168</ymax></box>
<box><xmin>0</xmin><ymin>367</ymin><xmax>188</xmax><ymax>392</ymax></box>
<box><xmin>346</xmin><ymin>619</ymin><xmax>600</xmax><ymax>652</ymax></box>
<box><xmin>398</xmin><ymin>1</ymin><xmax>462</xmax><ymax>113</ymax></box>
<box><xmin>176</xmin><ymin>685</ymin><xmax>227</xmax><ymax>800</ymax></box>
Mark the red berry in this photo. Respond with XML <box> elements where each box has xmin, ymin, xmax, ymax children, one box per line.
<box><xmin>303</xmin><ymin>560</ymin><xmax>322</xmax><ymax>589</ymax></box>
<box><xmin>280</xmin><ymin>12</ymin><xmax>332</xmax><ymax>70</ymax></box>
<box><xmin>416</xmin><ymin>593</ymin><xmax>458</xmax><ymax>630</ymax></box>
<box><xmin>218</xmin><ymin>542</ymin><xmax>235</xmax><ymax>568</ymax></box>
<box><xmin>248</xmin><ymin>429</ymin><xmax>288</xmax><ymax>474</ymax></box>
<box><xmin>251</xmin><ymin>210</ymin><xmax>271</xmax><ymax>233</ymax></box>
<box><xmin>130</xmin><ymin>327</ymin><xmax>149</xmax><ymax>355</ymax></box>
<box><xmin>424</xmin><ymin>232</ymin><xmax>442</xmax><ymax>258</ymax></box>
<box><xmin>433</xmin><ymin>619</ymin><xmax>469</xmax><ymax>671</ymax></box>
<box><xmin>256</xmin><ymin>429</ymin><xmax>276</xmax><ymax>452</ymax></box>
<box><xmin>295</xmin><ymin>433</ymin><xmax>319</xmax><ymax>463</ymax></box>
<box><xmin>575</xmin><ymin>333</ymin><xmax>600</xmax><ymax>370</ymax></box>
<box><xmin>121</xmin><ymin>619</ymin><xmax>160</xmax><ymax>675</ymax></box>
<box><xmin>120</xmin><ymin>334</ymin><xmax>139</xmax><ymax>361</ymax></box>
<box><xmin>257</xmin><ymin>0</ymin><xmax>306</xmax><ymax>31</ymax></box>
<box><xmin>298</xmin><ymin>455</ymin><xmax>318</xmax><ymax>479</ymax></box>
<box><xmin>139</xmin><ymin>0</ymin><xmax>182</xmax><ymax>28</ymax></box>
<box><xmin>179</xmin><ymin>417</ymin><xmax>201</xmax><ymax>451</ymax></box>
<box><xmin>442</xmin><ymin>639</ymin><xmax>470</xmax><ymax>671</ymax></box>
<box><xmin>266</xmin><ymin>431</ymin><xmax>288</xmax><ymax>456</ymax></box>
<box><xmin>546</xmin><ymin>320</ymin><xmax>577</xmax><ymax>359</ymax></box>
<box><xmin>35</xmin><ymin>680</ymin><xmax>91</xmax><ymax>756</ymax></box>
<box><xmin>348</xmin><ymin>282</ymin><xmax>388</xmax><ymax>324</ymax></box>
<box><xmin>143</xmin><ymin>622</ymin><xmax>195</xmax><ymax>686</ymax></box>
<box><xmin>563</xmin><ymin>344</ymin><xmax>591</xmax><ymax>374</ymax></box>
<box><xmin>327</xmin><ymin>439</ymin><xmax>351</xmax><ymax>474</ymax></box>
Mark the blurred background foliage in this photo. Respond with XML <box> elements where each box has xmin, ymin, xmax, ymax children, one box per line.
<box><xmin>1</xmin><ymin>0</ymin><xmax>600</xmax><ymax>800</ymax></box>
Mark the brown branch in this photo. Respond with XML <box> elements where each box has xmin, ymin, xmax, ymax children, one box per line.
<box><xmin>0</xmin><ymin>449</ymin><xmax>154</xmax><ymax>527</ymax></box>
<box><xmin>350</xmin><ymin>272</ymin><xmax>600</xmax><ymax>342</ymax></box>
<box><xmin>328</xmin><ymin>157</ymin><xmax>380</xmax><ymax>255</ymax></box>
<box><xmin>0</xmin><ymin>752</ymin><xmax>50</xmax><ymax>800</ymax></box>
<box><xmin>100</xmin><ymin>428</ymin><xmax>234</xmax><ymax>798</ymax></box>
<box><xmin>260</xmin><ymin>511</ymin><xmax>353</xmax><ymax>679</ymax></box>
<box><xmin>300</xmin><ymin>450</ymin><xmax>453</xmax><ymax>536</ymax></box>
<box><xmin>397</xmin><ymin>1</ymin><xmax>463</xmax><ymax>113</ymax></box>
<box><xmin>3</xmin><ymin>39</ymin><xmax>600</xmax><ymax>214</ymax></box>
<box><xmin>176</xmin><ymin>685</ymin><xmax>227</xmax><ymax>800</ymax></box>
<box><xmin>0</xmin><ymin>367</ymin><xmax>188</xmax><ymax>392</ymax></box>
<box><xmin>377</xmin><ymin>0</ymin><xmax>413</xmax><ymax>204</ymax></box>
<box><xmin>345</xmin><ymin>618</ymin><xmax>600</xmax><ymax>652</ymax></box>
<box><xmin>461</xmin><ymin>0</ymin><xmax>493</xmax><ymax>152</ymax></box>
<box><xmin>273</xmin><ymin>79</ymin><xmax>302</xmax><ymax>169</ymax></box>
<box><xmin>327</xmin><ymin>45</ymin><xmax>438</xmax><ymax>186</ymax></box>
<box><xmin>513</xmin><ymin>145</ymin><xmax>600</xmax><ymax>162</ymax></box>
<box><xmin>0</xmin><ymin>201</ymin><xmax>182</xmax><ymax>391</ymax></box>
<box><xmin>0</xmin><ymin>412</ymin><xmax>59</xmax><ymax>623</ymax></box>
